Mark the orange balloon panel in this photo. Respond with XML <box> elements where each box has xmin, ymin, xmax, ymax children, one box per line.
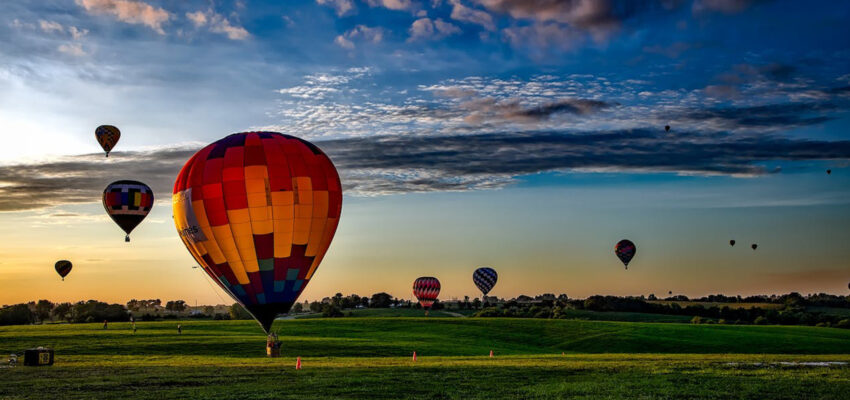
<box><xmin>173</xmin><ymin>132</ymin><xmax>342</xmax><ymax>332</ymax></box>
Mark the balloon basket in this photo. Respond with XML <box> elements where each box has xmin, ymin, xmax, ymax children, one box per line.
<box><xmin>266</xmin><ymin>334</ymin><xmax>281</xmax><ymax>358</ymax></box>
<box><xmin>125</xmin><ymin>235</ymin><xmax>130</xmax><ymax>243</ymax></box>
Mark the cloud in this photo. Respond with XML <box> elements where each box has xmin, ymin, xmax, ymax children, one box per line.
<box><xmin>334</xmin><ymin>25</ymin><xmax>385</xmax><ymax>48</ymax></box>
<box><xmin>408</xmin><ymin>18</ymin><xmax>461</xmax><ymax>41</ymax></box>
<box><xmin>366</xmin><ymin>0</ymin><xmax>416</xmax><ymax>11</ymax></box>
<box><xmin>449</xmin><ymin>0</ymin><xmax>496</xmax><ymax>31</ymax></box>
<box><xmin>186</xmin><ymin>9</ymin><xmax>250</xmax><ymax>40</ymax></box>
<box><xmin>458</xmin><ymin>97</ymin><xmax>613</xmax><ymax>124</ymax></box>
<box><xmin>75</xmin><ymin>0</ymin><xmax>171</xmax><ymax>35</ymax></box>
<box><xmin>3</xmin><ymin>129</ymin><xmax>848</xmax><ymax>208</ymax></box>
<box><xmin>316</xmin><ymin>0</ymin><xmax>356</xmax><ymax>17</ymax></box>
<box><xmin>39</xmin><ymin>20</ymin><xmax>64</xmax><ymax>34</ymax></box>
<box><xmin>502</xmin><ymin>22</ymin><xmax>582</xmax><ymax>52</ymax></box>
<box><xmin>58</xmin><ymin>42</ymin><xmax>88</xmax><ymax>57</ymax></box>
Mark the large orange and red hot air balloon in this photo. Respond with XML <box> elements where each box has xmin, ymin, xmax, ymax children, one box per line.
<box><xmin>172</xmin><ymin>132</ymin><xmax>342</xmax><ymax>333</ymax></box>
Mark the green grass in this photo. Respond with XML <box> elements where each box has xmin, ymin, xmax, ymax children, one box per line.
<box><xmin>646</xmin><ymin>301</ymin><xmax>783</xmax><ymax>310</ymax></box>
<box><xmin>295</xmin><ymin>308</ymin><xmax>466</xmax><ymax>318</ymax></box>
<box><xmin>1</xmin><ymin>319</ymin><xmax>848</xmax><ymax>399</ymax></box>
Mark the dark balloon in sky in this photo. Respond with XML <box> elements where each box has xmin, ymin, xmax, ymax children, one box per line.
<box><xmin>95</xmin><ymin>125</ymin><xmax>120</xmax><ymax>157</ymax></box>
<box><xmin>665</xmin><ymin>125</ymin><xmax>670</xmax><ymax>132</ymax></box>
<box><xmin>615</xmin><ymin>239</ymin><xmax>636</xmax><ymax>269</ymax></box>
<box><xmin>751</xmin><ymin>243</ymin><xmax>758</xmax><ymax>250</ymax></box>
<box><xmin>827</xmin><ymin>169</ymin><xmax>831</xmax><ymax>175</ymax></box>
<box><xmin>730</xmin><ymin>240</ymin><xmax>736</xmax><ymax>246</ymax></box>
<box><xmin>55</xmin><ymin>260</ymin><xmax>72</xmax><ymax>281</ymax></box>
<box><xmin>473</xmin><ymin>267</ymin><xmax>498</xmax><ymax>296</ymax></box>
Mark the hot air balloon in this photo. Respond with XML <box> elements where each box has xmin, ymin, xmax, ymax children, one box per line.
<box><xmin>664</xmin><ymin>125</ymin><xmax>670</xmax><ymax>132</ymax></box>
<box><xmin>55</xmin><ymin>260</ymin><xmax>72</xmax><ymax>281</ymax></box>
<box><xmin>751</xmin><ymin>243</ymin><xmax>758</xmax><ymax>250</ymax></box>
<box><xmin>95</xmin><ymin>125</ymin><xmax>120</xmax><ymax>157</ymax></box>
<box><xmin>103</xmin><ymin>180</ymin><xmax>154</xmax><ymax>242</ymax></box>
<box><xmin>668</xmin><ymin>290</ymin><xmax>672</xmax><ymax>295</ymax></box>
<box><xmin>413</xmin><ymin>277</ymin><xmax>440</xmax><ymax>314</ymax></box>
<box><xmin>473</xmin><ymin>267</ymin><xmax>497</xmax><ymax>296</ymax></box>
<box><xmin>172</xmin><ymin>132</ymin><xmax>342</xmax><ymax>334</ymax></box>
<box><xmin>614</xmin><ymin>239</ymin><xmax>636</xmax><ymax>269</ymax></box>
<box><xmin>729</xmin><ymin>240</ymin><xmax>736</xmax><ymax>246</ymax></box>
<box><xmin>827</xmin><ymin>169</ymin><xmax>832</xmax><ymax>175</ymax></box>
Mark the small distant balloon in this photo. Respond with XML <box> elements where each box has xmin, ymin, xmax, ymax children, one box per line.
<box><xmin>729</xmin><ymin>240</ymin><xmax>736</xmax><ymax>247</ymax></box>
<box><xmin>473</xmin><ymin>267</ymin><xmax>498</xmax><ymax>296</ymax></box>
<box><xmin>665</xmin><ymin>125</ymin><xmax>670</xmax><ymax>132</ymax></box>
<box><xmin>95</xmin><ymin>125</ymin><xmax>120</xmax><ymax>157</ymax></box>
<box><xmin>827</xmin><ymin>169</ymin><xmax>831</xmax><ymax>175</ymax></box>
<box><xmin>751</xmin><ymin>243</ymin><xmax>758</xmax><ymax>250</ymax></box>
<box><xmin>103</xmin><ymin>180</ymin><xmax>154</xmax><ymax>242</ymax></box>
<box><xmin>615</xmin><ymin>239</ymin><xmax>636</xmax><ymax>269</ymax></box>
<box><xmin>55</xmin><ymin>260</ymin><xmax>72</xmax><ymax>281</ymax></box>
<box><xmin>668</xmin><ymin>290</ymin><xmax>672</xmax><ymax>295</ymax></box>
<box><xmin>413</xmin><ymin>277</ymin><xmax>441</xmax><ymax>309</ymax></box>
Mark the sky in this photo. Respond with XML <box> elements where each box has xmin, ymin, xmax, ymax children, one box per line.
<box><xmin>1</xmin><ymin>0</ymin><xmax>849</xmax><ymax>306</ymax></box>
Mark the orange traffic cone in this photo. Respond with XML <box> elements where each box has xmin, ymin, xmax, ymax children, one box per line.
<box><xmin>412</xmin><ymin>351</ymin><xmax>417</xmax><ymax>362</ymax></box>
<box><xmin>489</xmin><ymin>350</ymin><xmax>494</xmax><ymax>358</ymax></box>
<box><xmin>295</xmin><ymin>356</ymin><xmax>302</xmax><ymax>370</ymax></box>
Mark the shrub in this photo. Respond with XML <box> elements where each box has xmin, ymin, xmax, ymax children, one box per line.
<box><xmin>691</xmin><ymin>316</ymin><xmax>702</xmax><ymax>324</ymax></box>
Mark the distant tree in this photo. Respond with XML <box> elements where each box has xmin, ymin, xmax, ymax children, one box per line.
<box><xmin>0</xmin><ymin>304</ymin><xmax>36</xmax><ymax>326</ymax></box>
<box><xmin>52</xmin><ymin>303</ymin><xmax>72</xmax><ymax>322</ymax></box>
<box><xmin>321</xmin><ymin>304</ymin><xmax>344</xmax><ymax>318</ymax></box>
<box><xmin>229</xmin><ymin>303</ymin><xmax>252</xmax><ymax>320</ymax></box>
<box><xmin>648</xmin><ymin>294</ymin><xmax>657</xmax><ymax>300</ymax></box>
<box><xmin>35</xmin><ymin>299</ymin><xmax>54</xmax><ymax>323</ymax></box>
<box><xmin>309</xmin><ymin>301</ymin><xmax>323</xmax><ymax>313</ymax></box>
<box><xmin>370</xmin><ymin>292</ymin><xmax>393</xmax><ymax>308</ymax></box>
<box><xmin>691</xmin><ymin>316</ymin><xmax>703</xmax><ymax>324</ymax></box>
<box><xmin>753</xmin><ymin>316</ymin><xmax>768</xmax><ymax>325</ymax></box>
<box><xmin>203</xmin><ymin>306</ymin><xmax>215</xmax><ymax>316</ymax></box>
<box><xmin>472</xmin><ymin>298</ymin><xmax>482</xmax><ymax>309</ymax></box>
<box><xmin>292</xmin><ymin>303</ymin><xmax>303</xmax><ymax>313</ymax></box>
<box><xmin>126</xmin><ymin>299</ymin><xmax>140</xmax><ymax>312</ymax></box>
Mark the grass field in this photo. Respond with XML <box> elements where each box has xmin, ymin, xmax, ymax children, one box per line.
<box><xmin>646</xmin><ymin>301</ymin><xmax>784</xmax><ymax>310</ymax></box>
<box><xmin>1</xmin><ymin>318</ymin><xmax>849</xmax><ymax>399</ymax></box>
<box><xmin>301</xmin><ymin>307</ymin><xmax>696</xmax><ymax>322</ymax></box>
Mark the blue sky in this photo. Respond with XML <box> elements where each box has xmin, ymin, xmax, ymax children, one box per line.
<box><xmin>0</xmin><ymin>0</ymin><xmax>849</xmax><ymax>304</ymax></box>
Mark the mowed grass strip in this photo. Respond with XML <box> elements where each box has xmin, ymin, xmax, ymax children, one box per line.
<box><xmin>2</xmin><ymin>318</ymin><xmax>850</xmax><ymax>357</ymax></box>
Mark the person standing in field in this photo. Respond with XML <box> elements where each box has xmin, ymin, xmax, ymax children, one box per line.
<box><xmin>103</xmin><ymin>320</ymin><xmax>108</xmax><ymax>330</ymax></box>
<box><xmin>177</xmin><ymin>324</ymin><xmax>182</xmax><ymax>335</ymax></box>
<box><xmin>132</xmin><ymin>322</ymin><xmax>137</xmax><ymax>334</ymax></box>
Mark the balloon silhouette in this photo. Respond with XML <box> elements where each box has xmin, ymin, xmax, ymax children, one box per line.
<box><xmin>729</xmin><ymin>239</ymin><xmax>736</xmax><ymax>246</ymax></box>
<box><xmin>55</xmin><ymin>260</ymin><xmax>72</xmax><ymax>281</ymax></box>
<box><xmin>751</xmin><ymin>243</ymin><xmax>758</xmax><ymax>250</ymax></box>
<box><xmin>473</xmin><ymin>267</ymin><xmax>498</xmax><ymax>296</ymax></box>
<box><xmin>172</xmin><ymin>132</ymin><xmax>342</xmax><ymax>334</ymax></box>
<box><xmin>413</xmin><ymin>277</ymin><xmax>441</xmax><ymax>309</ymax></box>
<box><xmin>103</xmin><ymin>180</ymin><xmax>154</xmax><ymax>242</ymax></box>
<box><xmin>665</xmin><ymin>125</ymin><xmax>670</xmax><ymax>132</ymax></box>
<box><xmin>95</xmin><ymin>125</ymin><xmax>120</xmax><ymax>157</ymax></box>
<box><xmin>827</xmin><ymin>169</ymin><xmax>831</xmax><ymax>175</ymax></box>
<box><xmin>615</xmin><ymin>239</ymin><xmax>636</xmax><ymax>269</ymax></box>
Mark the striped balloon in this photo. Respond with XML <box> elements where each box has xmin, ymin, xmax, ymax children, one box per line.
<box><xmin>413</xmin><ymin>277</ymin><xmax>440</xmax><ymax>308</ymax></box>
<box><xmin>103</xmin><ymin>180</ymin><xmax>154</xmax><ymax>242</ymax></box>
<box><xmin>472</xmin><ymin>267</ymin><xmax>497</xmax><ymax>296</ymax></box>
<box><xmin>172</xmin><ymin>132</ymin><xmax>342</xmax><ymax>333</ymax></box>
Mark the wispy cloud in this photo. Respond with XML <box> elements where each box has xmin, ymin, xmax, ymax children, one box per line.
<box><xmin>408</xmin><ymin>18</ymin><xmax>461</xmax><ymax>41</ymax></box>
<box><xmin>186</xmin><ymin>9</ymin><xmax>250</xmax><ymax>40</ymax></box>
<box><xmin>316</xmin><ymin>0</ymin><xmax>356</xmax><ymax>17</ymax></box>
<box><xmin>334</xmin><ymin>25</ymin><xmax>385</xmax><ymax>49</ymax></box>
<box><xmin>1</xmin><ymin>128</ymin><xmax>848</xmax><ymax>209</ymax></box>
<box><xmin>75</xmin><ymin>0</ymin><xmax>171</xmax><ymax>34</ymax></box>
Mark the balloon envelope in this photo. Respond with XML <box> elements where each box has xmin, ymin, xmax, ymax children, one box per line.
<box><xmin>55</xmin><ymin>260</ymin><xmax>72</xmax><ymax>280</ymax></box>
<box><xmin>615</xmin><ymin>239</ymin><xmax>636</xmax><ymax>269</ymax></box>
<box><xmin>172</xmin><ymin>132</ymin><xmax>342</xmax><ymax>333</ymax></box>
<box><xmin>751</xmin><ymin>244</ymin><xmax>758</xmax><ymax>250</ymax></box>
<box><xmin>729</xmin><ymin>240</ymin><xmax>736</xmax><ymax>246</ymax></box>
<box><xmin>473</xmin><ymin>267</ymin><xmax>497</xmax><ymax>296</ymax></box>
<box><xmin>103</xmin><ymin>180</ymin><xmax>153</xmax><ymax>241</ymax></box>
<box><xmin>413</xmin><ymin>277</ymin><xmax>440</xmax><ymax>308</ymax></box>
<box><xmin>665</xmin><ymin>125</ymin><xmax>670</xmax><ymax>132</ymax></box>
<box><xmin>95</xmin><ymin>125</ymin><xmax>120</xmax><ymax>157</ymax></box>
